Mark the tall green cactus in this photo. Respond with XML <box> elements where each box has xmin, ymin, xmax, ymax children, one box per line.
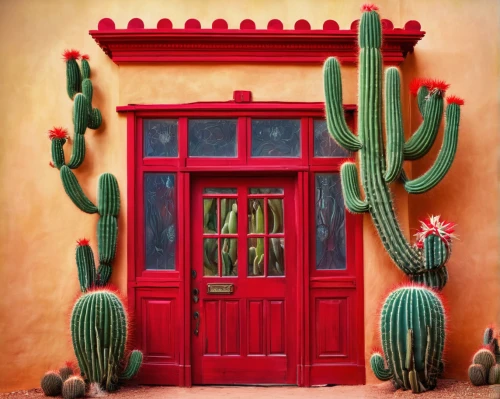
<box><xmin>70</xmin><ymin>290</ymin><xmax>142</xmax><ymax>391</ymax></box>
<box><xmin>370</xmin><ymin>286</ymin><xmax>446</xmax><ymax>393</ymax></box>
<box><xmin>323</xmin><ymin>4</ymin><xmax>463</xmax><ymax>290</ymax></box>
<box><xmin>49</xmin><ymin>50</ymin><xmax>119</xmax><ymax>286</ymax></box>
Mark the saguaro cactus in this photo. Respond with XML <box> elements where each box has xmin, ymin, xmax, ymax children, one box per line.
<box><xmin>48</xmin><ymin>50</ymin><xmax>118</xmax><ymax>286</ymax></box>
<box><xmin>323</xmin><ymin>4</ymin><xmax>463</xmax><ymax>290</ymax></box>
<box><xmin>370</xmin><ymin>286</ymin><xmax>446</xmax><ymax>393</ymax></box>
<box><xmin>71</xmin><ymin>289</ymin><xmax>143</xmax><ymax>391</ymax></box>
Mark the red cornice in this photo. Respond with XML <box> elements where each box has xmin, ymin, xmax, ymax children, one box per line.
<box><xmin>90</xmin><ymin>18</ymin><xmax>424</xmax><ymax>65</ymax></box>
<box><xmin>116</xmin><ymin>101</ymin><xmax>356</xmax><ymax>114</ymax></box>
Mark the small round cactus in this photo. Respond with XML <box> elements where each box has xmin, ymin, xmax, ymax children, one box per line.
<box><xmin>489</xmin><ymin>364</ymin><xmax>500</xmax><ymax>385</ymax></box>
<box><xmin>41</xmin><ymin>371</ymin><xmax>63</xmax><ymax>396</ymax></box>
<box><xmin>59</xmin><ymin>361</ymin><xmax>74</xmax><ymax>382</ymax></box>
<box><xmin>473</xmin><ymin>348</ymin><xmax>496</xmax><ymax>373</ymax></box>
<box><xmin>62</xmin><ymin>375</ymin><xmax>85</xmax><ymax>399</ymax></box>
<box><xmin>469</xmin><ymin>364</ymin><xmax>487</xmax><ymax>386</ymax></box>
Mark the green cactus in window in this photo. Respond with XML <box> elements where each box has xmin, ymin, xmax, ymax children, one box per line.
<box><xmin>370</xmin><ymin>286</ymin><xmax>446</xmax><ymax>393</ymax></box>
<box><xmin>323</xmin><ymin>4</ymin><xmax>463</xmax><ymax>290</ymax></box>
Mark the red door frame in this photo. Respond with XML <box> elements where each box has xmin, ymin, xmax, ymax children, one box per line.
<box><xmin>120</xmin><ymin>100</ymin><xmax>365</xmax><ymax>387</ymax></box>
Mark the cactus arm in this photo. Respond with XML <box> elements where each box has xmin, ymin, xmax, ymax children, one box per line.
<box><xmin>82</xmin><ymin>79</ymin><xmax>93</xmax><ymax>103</ymax></box>
<box><xmin>67</xmin><ymin>133</ymin><xmax>86</xmax><ymax>169</ymax></box>
<box><xmin>383</xmin><ymin>67</ymin><xmax>404</xmax><ymax>183</ymax></box>
<box><xmin>98</xmin><ymin>215</ymin><xmax>118</xmax><ymax>265</ymax></box>
<box><xmin>403</xmin><ymin>93</ymin><xmax>444</xmax><ymax>160</ymax></box>
<box><xmin>370</xmin><ymin>353</ymin><xmax>393</xmax><ymax>381</ymax></box>
<box><xmin>323</xmin><ymin>57</ymin><xmax>362</xmax><ymax>152</ymax></box>
<box><xmin>66</xmin><ymin>58</ymin><xmax>81</xmax><ymax>100</ymax></box>
<box><xmin>120</xmin><ymin>350</ymin><xmax>143</xmax><ymax>380</ymax></box>
<box><xmin>76</xmin><ymin>241</ymin><xmax>96</xmax><ymax>292</ymax></box>
<box><xmin>73</xmin><ymin>94</ymin><xmax>89</xmax><ymax>136</ymax></box>
<box><xmin>81</xmin><ymin>58</ymin><xmax>91</xmax><ymax>79</ymax></box>
<box><xmin>417</xmin><ymin>86</ymin><xmax>429</xmax><ymax>116</ymax></box>
<box><xmin>51</xmin><ymin>138</ymin><xmax>66</xmax><ymax>169</ymax></box>
<box><xmin>60</xmin><ymin>166</ymin><xmax>98</xmax><ymax>214</ymax></box>
<box><xmin>88</xmin><ymin>108</ymin><xmax>102</xmax><ymax>130</ymax></box>
<box><xmin>404</xmin><ymin>103</ymin><xmax>460</xmax><ymax>194</ymax></box>
<box><xmin>340</xmin><ymin>163</ymin><xmax>369</xmax><ymax>213</ymax></box>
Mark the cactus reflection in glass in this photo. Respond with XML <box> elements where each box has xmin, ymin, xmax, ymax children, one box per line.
<box><xmin>323</xmin><ymin>4</ymin><xmax>463</xmax><ymax>290</ymax></box>
<box><xmin>144</xmin><ymin>174</ymin><xmax>176</xmax><ymax>270</ymax></box>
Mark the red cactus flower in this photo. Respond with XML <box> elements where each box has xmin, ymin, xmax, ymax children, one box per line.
<box><xmin>414</xmin><ymin>215</ymin><xmax>457</xmax><ymax>248</ymax></box>
<box><xmin>426</xmin><ymin>79</ymin><xmax>450</xmax><ymax>93</ymax></box>
<box><xmin>65</xmin><ymin>360</ymin><xmax>75</xmax><ymax>369</ymax></box>
<box><xmin>49</xmin><ymin>161</ymin><xmax>55</xmax><ymax>168</ymax></box>
<box><xmin>81</xmin><ymin>54</ymin><xmax>90</xmax><ymax>60</ymax></box>
<box><xmin>446</xmin><ymin>95</ymin><xmax>464</xmax><ymax>106</ymax></box>
<box><xmin>62</xmin><ymin>49</ymin><xmax>80</xmax><ymax>61</ymax></box>
<box><xmin>361</xmin><ymin>3</ymin><xmax>379</xmax><ymax>11</ymax></box>
<box><xmin>48</xmin><ymin>127</ymin><xmax>68</xmax><ymax>140</ymax></box>
<box><xmin>77</xmin><ymin>238</ymin><xmax>90</xmax><ymax>246</ymax></box>
<box><xmin>409</xmin><ymin>78</ymin><xmax>430</xmax><ymax>96</ymax></box>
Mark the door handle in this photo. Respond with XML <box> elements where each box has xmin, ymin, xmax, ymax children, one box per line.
<box><xmin>193</xmin><ymin>311</ymin><xmax>200</xmax><ymax>336</ymax></box>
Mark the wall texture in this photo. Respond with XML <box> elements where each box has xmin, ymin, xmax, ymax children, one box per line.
<box><xmin>0</xmin><ymin>0</ymin><xmax>498</xmax><ymax>391</ymax></box>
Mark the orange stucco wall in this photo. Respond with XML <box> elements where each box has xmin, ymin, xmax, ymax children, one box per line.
<box><xmin>0</xmin><ymin>0</ymin><xmax>498</xmax><ymax>391</ymax></box>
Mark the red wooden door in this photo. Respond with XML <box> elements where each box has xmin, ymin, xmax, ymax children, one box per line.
<box><xmin>191</xmin><ymin>176</ymin><xmax>297</xmax><ymax>384</ymax></box>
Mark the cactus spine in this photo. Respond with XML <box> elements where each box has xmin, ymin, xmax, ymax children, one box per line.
<box><xmin>369</xmin><ymin>286</ymin><xmax>446</xmax><ymax>393</ymax></box>
<box><xmin>71</xmin><ymin>290</ymin><xmax>142</xmax><ymax>390</ymax></box>
<box><xmin>41</xmin><ymin>371</ymin><xmax>63</xmax><ymax>396</ymax></box>
<box><xmin>62</xmin><ymin>376</ymin><xmax>85</xmax><ymax>399</ymax></box>
<box><xmin>323</xmin><ymin>4</ymin><xmax>463</xmax><ymax>290</ymax></box>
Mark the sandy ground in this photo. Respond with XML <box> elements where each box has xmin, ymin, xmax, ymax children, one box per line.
<box><xmin>1</xmin><ymin>380</ymin><xmax>499</xmax><ymax>399</ymax></box>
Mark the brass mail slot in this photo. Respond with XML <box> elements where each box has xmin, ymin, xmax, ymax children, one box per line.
<box><xmin>207</xmin><ymin>283</ymin><xmax>234</xmax><ymax>294</ymax></box>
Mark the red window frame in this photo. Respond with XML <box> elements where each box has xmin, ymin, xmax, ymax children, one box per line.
<box><xmin>121</xmin><ymin>100</ymin><xmax>365</xmax><ymax>386</ymax></box>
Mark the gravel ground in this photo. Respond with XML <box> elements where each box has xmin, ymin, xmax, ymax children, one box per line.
<box><xmin>1</xmin><ymin>380</ymin><xmax>499</xmax><ymax>399</ymax></box>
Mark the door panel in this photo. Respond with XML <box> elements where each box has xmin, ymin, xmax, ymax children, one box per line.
<box><xmin>191</xmin><ymin>177</ymin><xmax>297</xmax><ymax>385</ymax></box>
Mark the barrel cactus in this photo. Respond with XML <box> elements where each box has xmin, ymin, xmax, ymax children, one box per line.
<box><xmin>62</xmin><ymin>376</ymin><xmax>85</xmax><ymax>399</ymax></box>
<box><xmin>59</xmin><ymin>361</ymin><xmax>75</xmax><ymax>382</ymax></box>
<box><xmin>369</xmin><ymin>286</ymin><xmax>446</xmax><ymax>393</ymax></box>
<box><xmin>468</xmin><ymin>327</ymin><xmax>500</xmax><ymax>386</ymax></box>
<box><xmin>323</xmin><ymin>4</ymin><xmax>463</xmax><ymax>290</ymax></box>
<box><xmin>41</xmin><ymin>371</ymin><xmax>63</xmax><ymax>396</ymax></box>
<box><xmin>71</xmin><ymin>289</ymin><xmax>142</xmax><ymax>391</ymax></box>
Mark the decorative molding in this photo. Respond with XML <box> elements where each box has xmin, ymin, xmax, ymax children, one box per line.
<box><xmin>90</xmin><ymin>18</ymin><xmax>425</xmax><ymax>65</ymax></box>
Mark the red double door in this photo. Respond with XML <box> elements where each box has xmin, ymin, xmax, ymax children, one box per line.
<box><xmin>191</xmin><ymin>176</ymin><xmax>297</xmax><ymax>384</ymax></box>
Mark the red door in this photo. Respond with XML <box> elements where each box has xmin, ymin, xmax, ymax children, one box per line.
<box><xmin>191</xmin><ymin>176</ymin><xmax>297</xmax><ymax>384</ymax></box>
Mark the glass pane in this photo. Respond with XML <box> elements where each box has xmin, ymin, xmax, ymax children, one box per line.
<box><xmin>248</xmin><ymin>199</ymin><xmax>265</xmax><ymax>234</ymax></box>
<box><xmin>248</xmin><ymin>238</ymin><xmax>264</xmax><ymax>276</ymax></box>
<box><xmin>204</xmin><ymin>188</ymin><xmax>237</xmax><ymax>194</ymax></box>
<box><xmin>203</xmin><ymin>199</ymin><xmax>217</xmax><ymax>234</ymax></box>
<box><xmin>251</xmin><ymin>119</ymin><xmax>300</xmax><ymax>157</ymax></box>
<box><xmin>313</xmin><ymin>120</ymin><xmax>351</xmax><ymax>158</ymax></box>
<box><xmin>188</xmin><ymin>119</ymin><xmax>237</xmax><ymax>157</ymax></box>
<box><xmin>315</xmin><ymin>174</ymin><xmax>347</xmax><ymax>270</ymax></box>
<box><xmin>249</xmin><ymin>188</ymin><xmax>284</xmax><ymax>194</ymax></box>
<box><xmin>220</xmin><ymin>199</ymin><xmax>237</xmax><ymax>234</ymax></box>
<box><xmin>144</xmin><ymin>174</ymin><xmax>176</xmax><ymax>270</ymax></box>
<box><xmin>143</xmin><ymin>119</ymin><xmax>178</xmax><ymax>157</ymax></box>
<box><xmin>221</xmin><ymin>238</ymin><xmax>238</xmax><ymax>276</ymax></box>
<box><xmin>268</xmin><ymin>199</ymin><xmax>283</xmax><ymax>234</ymax></box>
<box><xmin>269</xmin><ymin>238</ymin><xmax>285</xmax><ymax>276</ymax></box>
<box><xmin>204</xmin><ymin>238</ymin><xmax>219</xmax><ymax>276</ymax></box>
